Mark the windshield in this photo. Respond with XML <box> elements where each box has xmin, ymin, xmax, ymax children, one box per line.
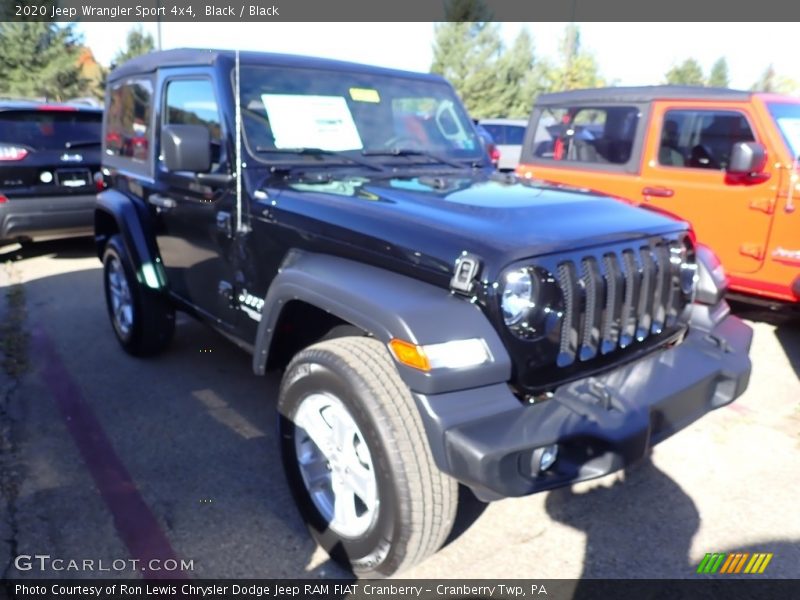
<box><xmin>767</xmin><ymin>102</ymin><xmax>800</xmax><ymax>159</ymax></box>
<box><xmin>0</xmin><ymin>110</ymin><xmax>101</xmax><ymax>150</ymax></box>
<box><xmin>239</xmin><ymin>65</ymin><xmax>483</xmax><ymax>164</ymax></box>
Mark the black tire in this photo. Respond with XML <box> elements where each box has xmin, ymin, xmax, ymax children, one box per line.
<box><xmin>278</xmin><ymin>336</ymin><xmax>457</xmax><ymax>577</ymax></box>
<box><xmin>102</xmin><ymin>234</ymin><xmax>175</xmax><ymax>356</ymax></box>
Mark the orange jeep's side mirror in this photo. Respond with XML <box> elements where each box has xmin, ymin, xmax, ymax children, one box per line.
<box><xmin>726</xmin><ymin>141</ymin><xmax>769</xmax><ymax>182</ymax></box>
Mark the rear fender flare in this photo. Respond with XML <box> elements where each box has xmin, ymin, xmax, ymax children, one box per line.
<box><xmin>94</xmin><ymin>189</ymin><xmax>167</xmax><ymax>291</ymax></box>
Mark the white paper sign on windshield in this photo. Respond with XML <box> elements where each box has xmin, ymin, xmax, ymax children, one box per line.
<box><xmin>261</xmin><ymin>94</ymin><xmax>363</xmax><ymax>151</ymax></box>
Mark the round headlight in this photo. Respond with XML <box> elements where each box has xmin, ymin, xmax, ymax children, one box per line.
<box><xmin>501</xmin><ymin>269</ymin><xmax>536</xmax><ymax>326</ymax></box>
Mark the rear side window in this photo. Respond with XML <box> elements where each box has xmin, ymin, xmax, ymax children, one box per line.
<box><xmin>505</xmin><ymin>125</ymin><xmax>526</xmax><ymax>145</ymax></box>
<box><xmin>659</xmin><ymin>109</ymin><xmax>755</xmax><ymax>170</ymax></box>
<box><xmin>482</xmin><ymin>124</ymin><xmax>526</xmax><ymax>145</ymax></box>
<box><xmin>531</xmin><ymin>106</ymin><xmax>639</xmax><ymax>165</ymax></box>
<box><xmin>105</xmin><ymin>79</ymin><xmax>153</xmax><ymax>164</ymax></box>
<box><xmin>482</xmin><ymin>124</ymin><xmax>505</xmax><ymax>143</ymax></box>
<box><xmin>0</xmin><ymin>110</ymin><xmax>100</xmax><ymax>150</ymax></box>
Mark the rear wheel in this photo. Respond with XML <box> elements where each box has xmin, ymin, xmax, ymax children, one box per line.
<box><xmin>278</xmin><ymin>336</ymin><xmax>457</xmax><ymax>577</ymax></box>
<box><xmin>102</xmin><ymin>234</ymin><xmax>174</xmax><ymax>356</ymax></box>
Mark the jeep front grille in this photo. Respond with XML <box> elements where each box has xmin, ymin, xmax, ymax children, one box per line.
<box><xmin>555</xmin><ymin>240</ymin><xmax>686</xmax><ymax>367</ymax></box>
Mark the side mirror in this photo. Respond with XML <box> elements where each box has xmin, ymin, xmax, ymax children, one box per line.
<box><xmin>727</xmin><ymin>141</ymin><xmax>767</xmax><ymax>174</ymax></box>
<box><xmin>161</xmin><ymin>124</ymin><xmax>211</xmax><ymax>173</ymax></box>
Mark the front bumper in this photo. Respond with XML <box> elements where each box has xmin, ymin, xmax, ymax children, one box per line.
<box><xmin>0</xmin><ymin>194</ymin><xmax>96</xmax><ymax>243</ymax></box>
<box><xmin>413</xmin><ymin>307</ymin><xmax>752</xmax><ymax>500</ymax></box>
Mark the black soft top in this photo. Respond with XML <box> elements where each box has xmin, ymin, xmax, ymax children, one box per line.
<box><xmin>109</xmin><ymin>48</ymin><xmax>445</xmax><ymax>85</ymax></box>
<box><xmin>536</xmin><ymin>85</ymin><xmax>752</xmax><ymax>105</ymax></box>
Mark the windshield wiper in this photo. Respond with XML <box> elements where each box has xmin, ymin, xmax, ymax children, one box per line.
<box><xmin>64</xmin><ymin>140</ymin><xmax>101</xmax><ymax>149</ymax></box>
<box><xmin>254</xmin><ymin>146</ymin><xmax>386</xmax><ymax>172</ymax></box>
<box><xmin>362</xmin><ymin>147</ymin><xmax>468</xmax><ymax>169</ymax></box>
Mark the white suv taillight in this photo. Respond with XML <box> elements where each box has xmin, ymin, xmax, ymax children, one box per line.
<box><xmin>0</xmin><ymin>145</ymin><xmax>29</xmax><ymax>161</ymax></box>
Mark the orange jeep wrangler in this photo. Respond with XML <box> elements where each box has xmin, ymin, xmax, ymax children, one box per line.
<box><xmin>517</xmin><ymin>86</ymin><xmax>800</xmax><ymax>306</ymax></box>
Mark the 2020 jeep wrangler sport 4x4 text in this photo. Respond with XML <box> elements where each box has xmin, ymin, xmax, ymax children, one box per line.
<box><xmin>94</xmin><ymin>50</ymin><xmax>753</xmax><ymax>577</ymax></box>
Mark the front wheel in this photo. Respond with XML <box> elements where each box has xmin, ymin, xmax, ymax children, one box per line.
<box><xmin>278</xmin><ymin>337</ymin><xmax>457</xmax><ymax>577</ymax></box>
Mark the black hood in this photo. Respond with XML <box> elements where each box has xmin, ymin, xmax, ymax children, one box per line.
<box><xmin>255</xmin><ymin>171</ymin><xmax>687</xmax><ymax>283</ymax></box>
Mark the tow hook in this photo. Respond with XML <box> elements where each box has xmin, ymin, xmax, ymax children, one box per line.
<box><xmin>585</xmin><ymin>378</ymin><xmax>615</xmax><ymax>411</ymax></box>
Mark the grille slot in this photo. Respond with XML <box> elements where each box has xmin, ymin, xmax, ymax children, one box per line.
<box><xmin>555</xmin><ymin>240</ymin><xmax>685</xmax><ymax>365</ymax></box>
<box><xmin>556</xmin><ymin>262</ymin><xmax>580</xmax><ymax>367</ymax></box>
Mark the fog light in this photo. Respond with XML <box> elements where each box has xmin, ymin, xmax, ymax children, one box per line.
<box><xmin>531</xmin><ymin>444</ymin><xmax>559</xmax><ymax>474</ymax></box>
<box><xmin>40</xmin><ymin>171</ymin><xmax>53</xmax><ymax>183</ymax></box>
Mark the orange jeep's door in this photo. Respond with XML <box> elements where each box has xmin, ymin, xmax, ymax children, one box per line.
<box><xmin>640</xmin><ymin>102</ymin><xmax>777</xmax><ymax>275</ymax></box>
<box><xmin>756</xmin><ymin>98</ymin><xmax>800</xmax><ymax>302</ymax></box>
<box><xmin>516</xmin><ymin>102</ymin><xmax>646</xmax><ymax>205</ymax></box>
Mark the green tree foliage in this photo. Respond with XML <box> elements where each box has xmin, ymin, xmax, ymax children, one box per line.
<box><xmin>439</xmin><ymin>0</ymin><xmax>492</xmax><ymax>22</ymax></box>
<box><xmin>545</xmin><ymin>25</ymin><xmax>603</xmax><ymax>92</ymax></box>
<box><xmin>664</xmin><ymin>58</ymin><xmax>705</xmax><ymax>86</ymax></box>
<box><xmin>750</xmin><ymin>64</ymin><xmax>798</xmax><ymax>95</ymax></box>
<box><xmin>707</xmin><ymin>58</ymin><xmax>730</xmax><ymax>88</ymax></box>
<box><xmin>0</xmin><ymin>23</ymin><xmax>88</xmax><ymax>101</ymax></box>
<box><xmin>490</xmin><ymin>29</ymin><xmax>543</xmax><ymax>117</ymax></box>
<box><xmin>112</xmin><ymin>26</ymin><xmax>155</xmax><ymax>68</ymax></box>
<box><xmin>431</xmin><ymin>22</ymin><xmax>504</xmax><ymax>118</ymax></box>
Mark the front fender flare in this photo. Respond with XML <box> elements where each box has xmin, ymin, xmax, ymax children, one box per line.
<box><xmin>252</xmin><ymin>251</ymin><xmax>512</xmax><ymax>395</ymax></box>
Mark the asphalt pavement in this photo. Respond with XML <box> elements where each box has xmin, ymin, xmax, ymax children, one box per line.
<box><xmin>1</xmin><ymin>238</ymin><xmax>798</xmax><ymax>580</ymax></box>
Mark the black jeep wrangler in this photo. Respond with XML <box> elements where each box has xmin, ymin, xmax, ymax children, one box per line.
<box><xmin>95</xmin><ymin>49</ymin><xmax>752</xmax><ymax>577</ymax></box>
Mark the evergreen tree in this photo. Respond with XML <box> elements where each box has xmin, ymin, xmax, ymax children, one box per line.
<box><xmin>112</xmin><ymin>26</ymin><xmax>155</xmax><ymax>68</ymax></box>
<box><xmin>750</xmin><ymin>65</ymin><xmax>798</xmax><ymax>94</ymax></box>
<box><xmin>431</xmin><ymin>22</ymin><xmax>504</xmax><ymax>117</ymax></box>
<box><xmin>708</xmin><ymin>58</ymin><xmax>730</xmax><ymax>88</ymax></box>
<box><xmin>545</xmin><ymin>25</ymin><xmax>603</xmax><ymax>92</ymax></box>
<box><xmin>0</xmin><ymin>23</ymin><xmax>88</xmax><ymax>101</ymax></box>
<box><xmin>751</xmin><ymin>64</ymin><xmax>777</xmax><ymax>92</ymax></box>
<box><xmin>439</xmin><ymin>0</ymin><xmax>492</xmax><ymax>22</ymax></box>
<box><xmin>489</xmin><ymin>29</ymin><xmax>541</xmax><ymax>117</ymax></box>
<box><xmin>664</xmin><ymin>59</ymin><xmax>705</xmax><ymax>86</ymax></box>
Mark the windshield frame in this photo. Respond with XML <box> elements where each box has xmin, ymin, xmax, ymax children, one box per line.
<box><xmin>766</xmin><ymin>101</ymin><xmax>800</xmax><ymax>160</ymax></box>
<box><xmin>233</xmin><ymin>63</ymin><xmax>485</xmax><ymax>169</ymax></box>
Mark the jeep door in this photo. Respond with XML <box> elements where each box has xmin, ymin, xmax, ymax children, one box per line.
<box><xmin>640</xmin><ymin>102</ymin><xmax>776</xmax><ymax>276</ymax></box>
<box><xmin>152</xmin><ymin>73</ymin><xmax>239</xmax><ymax>327</ymax></box>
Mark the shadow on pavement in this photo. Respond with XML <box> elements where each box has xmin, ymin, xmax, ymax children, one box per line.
<box><xmin>546</xmin><ymin>457</ymin><xmax>800</xmax><ymax>581</ymax></box>
<box><xmin>546</xmin><ymin>458</ymin><xmax>700</xmax><ymax>578</ymax></box>
<box><xmin>0</xmin><ymin>237</ymin><xmax>96</xmax><ymax>264</ymax></box>
<box><xmin>443</xmin><ymin>486</ymin><xmax>489</xmax><ymax>548</ymax></box>
<box><xmin>774</xmin><ymin>323</ymin><xmax>800</xmax><ymax>380</ymax></box>
<box><xmin>729</xmin><ymin>300</ymin><xmax>800</xmax><ymax>379</ymax></box>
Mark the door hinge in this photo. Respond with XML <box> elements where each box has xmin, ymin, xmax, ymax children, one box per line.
<box><xmin>748</xmin><ymin>197</ymin><xmax>776</xmax><ymax>214</ymax></box>
<box><xmin>739</xmin><ymin>243</ymin><xmax>764</xmax><ymax>260</ymax></box>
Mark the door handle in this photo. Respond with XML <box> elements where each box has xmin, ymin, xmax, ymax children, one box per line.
<box><xmin>148</xmin><ymin>194</ymin><xmax>177</xmax><ymax>210</ymax></box>
<box><xmin>642</xmin><ymin>186</ymin><xmax>674</xmax><ymax>198</ymax></box>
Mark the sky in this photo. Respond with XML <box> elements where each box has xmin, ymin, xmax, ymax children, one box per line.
<box><xmin>76</xmin><ymin>22</ymin><xmax>798</xmax><ymax>92</ymax></box>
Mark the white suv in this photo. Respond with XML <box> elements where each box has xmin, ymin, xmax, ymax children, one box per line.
<box><xmin>479</xmin><ymin>118</ymin><xmax>527</xmax><ymax>170</ymax></box>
